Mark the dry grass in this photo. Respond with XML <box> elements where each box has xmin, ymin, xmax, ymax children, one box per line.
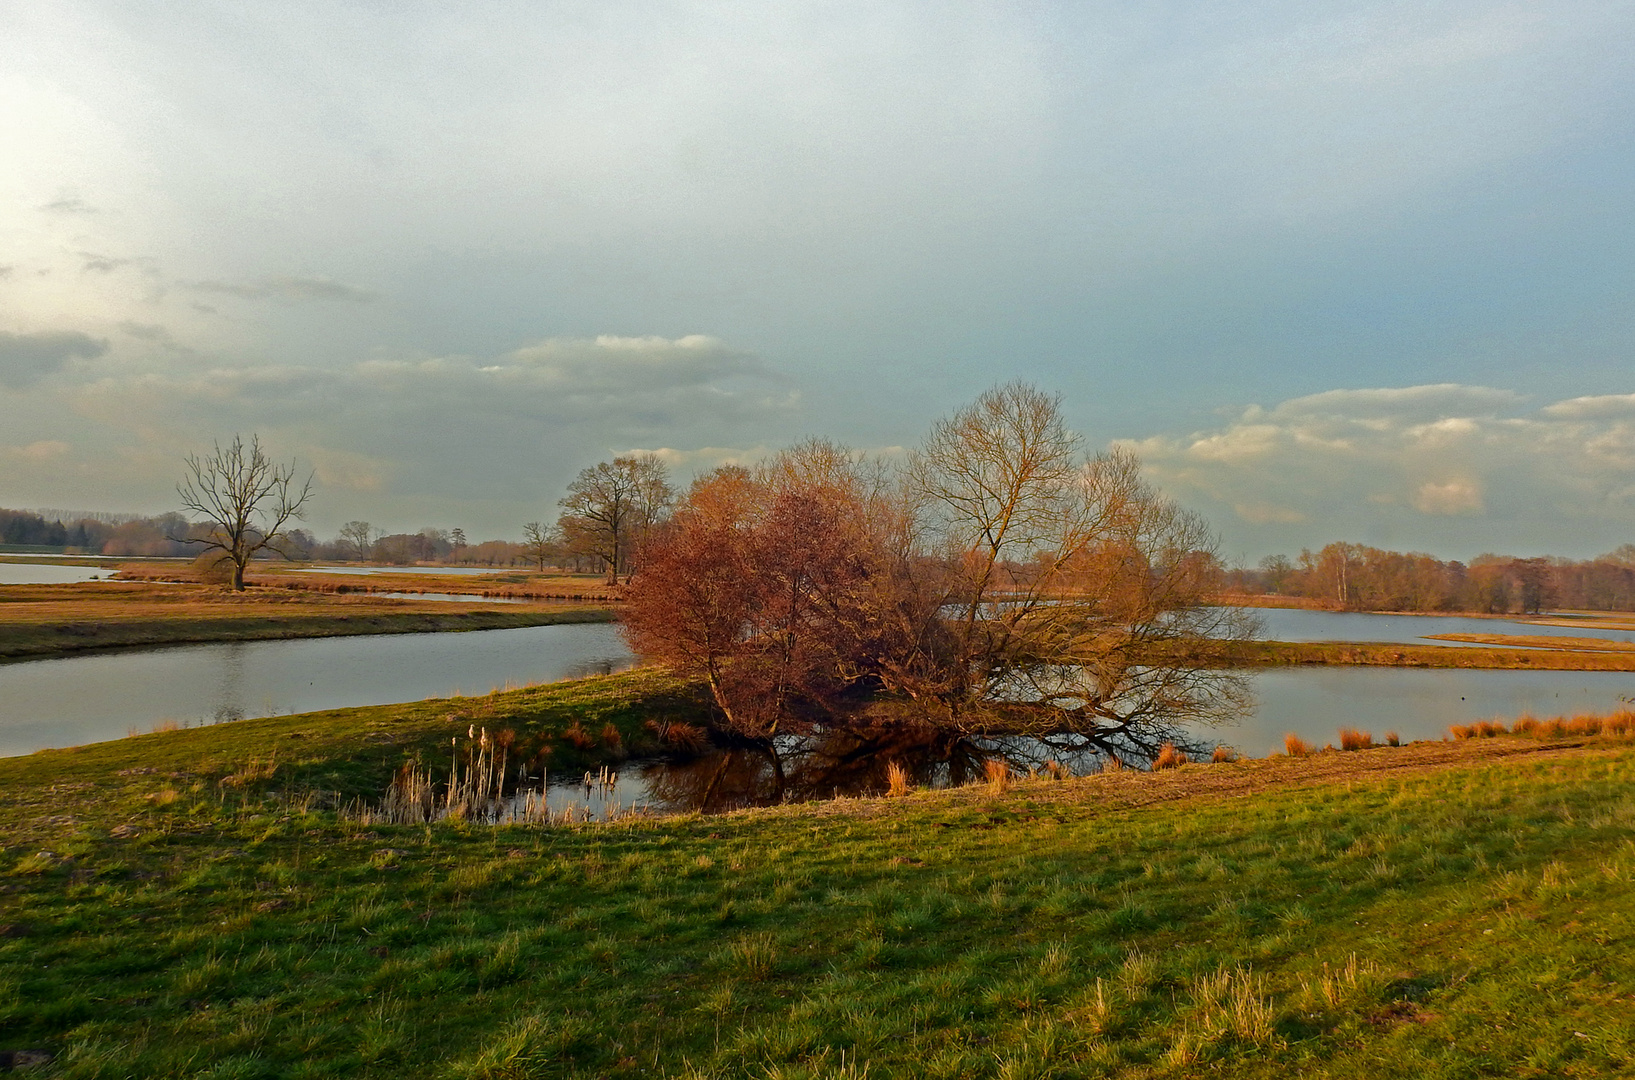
<box><xmin>1210</xmin><ymin>745</ymin><xmax>1239</xmax><ymax>764</ymax></box>
<box><xmin>1453</xmin><ymin>709</ymin><xmax>1635</xmax><ymax>741</ymax></box>
<box><xmin>0</xmin><ymin>579</ymin><xmax>611</xmax><ymax>659</ymax></box>
<box><xmin>1337</xmin><ymin>728</ymin><xmax>1374</xmax><ymax>751</ymax></box>
<box><xmin>983</xmin><ymin>758</ymin><xmax>1011</xmax><ymax>795</ymax></box>
<box><xmin>1153</xmin><ymin>742</ymin><xmax>1189</xmax><ymax>770</ymax></box>
<box><xmin>1284</xmin><ymin>734</ymin><xmax>1315</xmax><ymax>758</ymax></box>
<box><xmin>1385</xmin><ymin>731</ymin><xmax>1401</xmax><ymax>747</ymax></box>
<box><xmin>885</xmin><ymin>760</ymin><xmax>910</xmax><ymax>797</ymax></box>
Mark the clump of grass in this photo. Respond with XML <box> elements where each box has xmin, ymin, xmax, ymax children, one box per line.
<box><xmin>1338</xmin><ymin>728</ymin><xmax>1374</xmax><ymax>751</ymax></box>
<box><xmin>1284</xmin><ymin>734</ymin><xmax>1314</xmax><ymax>757</ymax></box>
<box><xmin>652</xmin><ymin>720</ymin><xmax>709</xmax><ymax>753</ymax></box>
<box><xmin>1450</xmin><ymin>720</ymin><xmax>1507</xmax><ymax>739</ymax></box>
<box><xmin>983</xmin><ymin>758</ymin><xmax>1010</xmax><ymax>794</ymax></box>
<box><xmin>722</xmin><ymin>932</ymin><xmax>778</xmax><ymax>980</ymax></box>
<box><xmin>1153</xmin><ymin>743</ymin><xmax>1188</xmax><ymax>770</ymax></box>
<box><xmin>1296</xmin><ymin>952</ymin><xmax>1384</xmax><ymax>1011</ymax></box>
<box><xmin>1041</xmin><ymin>760</ymin><xmax>1070</xmax><ymax>780</ymax></box>
<box><xmin>885</xmin><ymin>760</ymin><xmax>910</xmax><ymax>798</ymax></box>
<box><xmin>599</xmin><ymin>723</ymin><xmax>622</xmax><ymax>750</ymax></box>
<box><xmin>1210</xmin><ymin>745</ymin><xmax>1238</xmax><ymax>764</ymax></box>
<box><xmin>561</xmin><ymin>722</ymin><xmax>596</xmax><ymax>751</ymax></box>
<box><xmin>218</xmin><ymin>755</ymin><xmax>278</xmax><ymax>788</ymax></box>
<box><xmin>1385</xmin><ymin>731</ymin><xmax>1401</xmax><ymax>746</ymax></box>
<box><xmin>1101</xmin><ymin>754</ymin><xmax>1123</xmax><ymax>774</ymax></box>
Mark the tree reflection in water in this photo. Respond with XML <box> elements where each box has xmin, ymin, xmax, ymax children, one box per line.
<box><xmin>635</xmin><ymin>724</ymin><xmax>1114</xmax><ymax>814</ymax></box>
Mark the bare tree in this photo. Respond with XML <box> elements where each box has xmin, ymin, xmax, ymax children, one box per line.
<box><xmin>897</xmin><ymin>384</ymin><xmax>1257</xmax><ymax>756</ymax></box>
<box><xmin>177</xmin><ymin>435</ymin><xmax>314</xmax><ymax>590</ymax></box>
<box><xmin>521</xmin><ymin>521</ymin><xmax>554</xmax><ymax>571</ymax></box>
<box><xmin>339</xmin><ymin>520</ymin><xmax>374</xmax><ymax>562</ymax></box>
<box><xmin>558</xmin><ymin>455</ymin><xmax>674</xmax><ymax>584</ymax></box>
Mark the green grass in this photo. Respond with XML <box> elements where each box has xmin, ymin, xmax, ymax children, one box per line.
<box><xmin>1</xmin><ymin>671</ymin><xmax>1633</xmax><ymax>1077</ymax></box>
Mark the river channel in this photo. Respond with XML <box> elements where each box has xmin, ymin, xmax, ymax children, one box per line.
<box><xmin>2</xmin><ymin>618</ymin><xmax>1633</xmax><ymax>761</ymax></box>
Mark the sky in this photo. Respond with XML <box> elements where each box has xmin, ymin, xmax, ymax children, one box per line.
<box><xmin>3</xmin><ymin>1</ymin><xmax>1634</xmax><ymax>562</ymax></box>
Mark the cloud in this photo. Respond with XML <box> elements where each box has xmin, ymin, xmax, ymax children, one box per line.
<box><xmin>40</xmin><ymin>197</ymin><xmax>97</xmax><ymax>214</ymax></box>
<box><xmin>189</xmin><ymin>277</ymin><xmax>378</xmax><ymax>303</ymax></box>
<box><xmin>80</xmin><ymin>254</ymin><xmax>132</xmax><ymax>274</ymax></box>
<box><xmin>1126</xmin><ymin>383</ymin><xmax>1635</xmax><ymax>555</ymax></box>
<box><xmin>53</xmin><ymin>333</ymin><xmax>798</xmax><ymax>520</ymax></box>
<box><xmin>0</xmin><ymin>330</ymin><xmax>108</xmax><ymax>388</ymax></box>
<box><xmin>1</xmin><ymin>440</ymin><xmax>70</xmax><ymax>463</ymax></box>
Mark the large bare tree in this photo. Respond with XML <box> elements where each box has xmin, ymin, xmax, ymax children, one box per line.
<box><xmin>557</xmin><ymin>455</ymin><xmax>674</xmax><ymax>584</ymax></box>
<box><xmin>898</xmin><ymin>383</ymin><xmax>1257</xmax><ymax>757</ymax></box>
<box><xmin>177</xmin><ymin>435</ymin><xmax>314</xmax><ymax>590</ymax></box>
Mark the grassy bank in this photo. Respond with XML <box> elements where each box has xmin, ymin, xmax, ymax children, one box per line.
<box><xmin>0</xmin><ymin>581</ymin><xmax>615</xmax><ymax>661</ymax></box>
<box><xmin>2</xmin><ymin>671</ymin><xmax>1633</xmax><ymax>1077</ymax></box>
<box><xmin>115</xmin><ymin>564</ymin><xmax>624</xmax><ymax>604</ymax></box>
<box><xmin>1217</xmin><ymin>638</ymin><xmax>1635</xmax><ymax>670</ymax></box>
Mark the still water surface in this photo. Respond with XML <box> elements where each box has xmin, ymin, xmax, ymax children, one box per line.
<box><xmin>3</xmin><ymin>620</ymin><xmax>1633</xmax><ymax>761</ymax></box>
<box><xmin>0</xmin><ymin>623</ymin><xmax>633</xmax><ymax>757</ymax></box>
<box><xmin>0</xmin><ymin>562</ymin><xmax>110</xmax><ymax>584</ymax></box>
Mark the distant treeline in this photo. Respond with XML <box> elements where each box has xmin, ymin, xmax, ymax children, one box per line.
<box><xmin>0</xmin><ymin>506</ymin><xmax>592</xmax><ymax>569</ymax></box>
<box><xmin>1229</xmin><ymin>542</ymin><xmax>1635</xmax><ymax>614</ymax></box>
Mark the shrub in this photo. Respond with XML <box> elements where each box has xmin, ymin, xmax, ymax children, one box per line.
<box><xmin>1210</xmin><ymin>745</ymin><xmax>1238</xmax><ymax>764</ymax></box>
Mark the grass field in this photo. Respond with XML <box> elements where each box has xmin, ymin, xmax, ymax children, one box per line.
<box><xmin>0</xmin><ymin>581</ymin><xmax>615</xmax><ymax>660</ymax></box>
<box><xmin>1</xmin><ymin>670</ymin><xmax>1632</xmax><ymax>1077</ymax></box>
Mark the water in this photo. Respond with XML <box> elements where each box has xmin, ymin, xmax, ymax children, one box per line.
<box><xmin>0</xmin><ymin>623</ymin><xmax>634</xmax><ymax>757</ymax></box>
<box><xmin>1254</xmin><ymin>607</ymin><xmax>1635</xmax><ymax>646</ymax></box>
<box><xmin>0</xmin><ymin>562</ymin><xmax>109</xmax><ymax>584</ymax></box>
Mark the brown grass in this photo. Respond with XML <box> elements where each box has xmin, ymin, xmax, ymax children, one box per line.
<box><xmin>1210</xmin><ymin>745</ymin><xmax>1238</xmax><ymax>764</ymax></box>
<box><xmin>1284</xmin><ymin>734</ymin><xmax>1315</xmax><ymax>758</ymax></box>
<box><xmin>983</xmin><ymin>758</ymin><xmax>1010</xmax><ymax>794</ymax></box>
<box><xmin>1452</xmin><ymin>709</ymin><xmax>1635</xmax><ymax>741</ymax></box>
<box><xmin>562</xmin><ymin>722</ymin><xmax>596</xmax><ymax>751</ymax></box>
<box><xmin>885</xmin><ymin>760</ymin><xmax>910</xmax><ymax>797</ymax></box>
<box><xmin>1384</xmin><ymin>730</ymin><xmax>1401</xmax><ymax>747</ymax></box>
<box><xmin>1337</xmin><ymin>727</ymin><xmax>1374</xmax><ymax>751</ymax></box>
<box><xmin>1152</xmin><ymin>742</ymin><xmax>1189</xmax><ymax>770</ymax></box>
<box><xmin>0</xmin><ymin>579</ymin><xmax>612</xmax><ymax>660</ymax></box>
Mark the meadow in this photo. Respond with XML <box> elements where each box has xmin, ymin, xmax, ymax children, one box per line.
<box><xmin>1</xmin><ymin>669</ymin><xmax>1631</xmax><ymax>1077</ymax></box>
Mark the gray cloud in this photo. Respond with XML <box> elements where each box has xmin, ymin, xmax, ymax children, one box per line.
<box><xmin>81</xmin><ymin>254</ymin><xmax>132</xmax><ymax>274</ymax></box>
<box><xmin>189</xmin><ymin>277</ymin><xmax>378</xmax><ymax>303</ymax></box>
<box><xmin>40</xmin><ymin>197</ymin><xmax>97</xmax><ymax>215</ymax></box>
<box><xmin>0</xmin><ymin>331</ymin><xmax>109</xmax><ymax>389</ymax></box>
